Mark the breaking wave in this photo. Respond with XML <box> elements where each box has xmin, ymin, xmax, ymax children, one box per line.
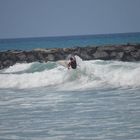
<box><xmin>0</xmin><ymin>56</ymin><xmax>140</xmax><ymax>90</ymax></box>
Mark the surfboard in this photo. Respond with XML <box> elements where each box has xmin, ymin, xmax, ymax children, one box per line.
<box><xmin>57</xmin><ymin>60</ymin><xmax>68</xmax><ymax>68</ymax></box>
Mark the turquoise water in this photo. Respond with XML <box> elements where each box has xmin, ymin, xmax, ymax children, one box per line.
<box><xmin>0</xmin><ymin>33</ymin><xmax>140</xmax><ymax>139</ymax></box>
<box><xmin>0</xmin><ymin>32</ymin><xmax>140</xmax><ymax>51</ymax></box>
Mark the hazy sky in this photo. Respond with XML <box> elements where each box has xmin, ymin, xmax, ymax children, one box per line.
<box><xmin>0</xmin><ymin>0</ymin><xmax>140</xmax><ymax>38</ymax></box>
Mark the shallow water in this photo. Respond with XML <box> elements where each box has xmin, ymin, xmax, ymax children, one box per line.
<box><xmin>0</xmin><ymin>57</ymin><xmax>140</xmax><ymax>139</ymax></box>
<box><xmin>0</xmin><ymin>87</ymin><xmax>140</xmax><ymax>140</ymax></box>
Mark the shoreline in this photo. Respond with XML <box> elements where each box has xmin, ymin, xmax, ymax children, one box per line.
<box><xmin>0</xmin><ymin>44</ymin><xmax>140</xmax><ymax>69</ymax></box>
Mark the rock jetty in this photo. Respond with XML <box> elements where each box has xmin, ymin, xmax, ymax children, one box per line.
<box><xmin>0</xmin><ymin>44</ymin><xmax>140</xmax><ymax>69</ymax></box>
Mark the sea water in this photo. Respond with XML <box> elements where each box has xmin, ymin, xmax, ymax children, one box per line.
<box><xmin>0</xmin><ymin>33</ymin><xmax>140</xmax><ymax>140</ymax></box>
<box><xmin>0</xmin><ymin>32</ymin><xmax>140</xmax><ymax>51</ymax></box>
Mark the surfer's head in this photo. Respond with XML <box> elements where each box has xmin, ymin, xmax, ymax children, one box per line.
<box><xmin>70</xmin><ymin>57</ymin><xmax>73</xmax><ymax>61</ymax></box>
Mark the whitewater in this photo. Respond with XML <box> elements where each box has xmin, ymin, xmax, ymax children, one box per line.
<box><xmin>0</xmin><ymin>56</ymin><xmax>140</xmax><ymax>89</ymax></box>
<box><xmin>0</xmin><ymin>56</ymin><xmax>140</xmax><ymax>140</ymax></box>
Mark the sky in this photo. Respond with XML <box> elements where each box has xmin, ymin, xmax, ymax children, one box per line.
<box><xmin>0</xmin><ymin>0</ymin><xmax>140</xmax><ymax>39</ymax></box>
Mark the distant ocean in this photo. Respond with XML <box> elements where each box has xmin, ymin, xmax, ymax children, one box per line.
<box><xmin>0</xmin><ymin>32</ymin><xmax>140</xmax><ymax>51</ymax></box>
<box><xmin>0</xmin><ymin>32</ymin><xmax>140</xmax><ymax>140</ymax></box>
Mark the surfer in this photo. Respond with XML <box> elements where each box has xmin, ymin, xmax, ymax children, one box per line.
<box><xmin>68</xmin><ymin>56</ymin><xmax>77</xmax><ymax>69</ymax></box>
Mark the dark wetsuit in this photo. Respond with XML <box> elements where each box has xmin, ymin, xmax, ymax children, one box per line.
<box><xmin>69</xmin><ymin>60</ymin><xmax>77</xmax><ymax>69</ymax></box>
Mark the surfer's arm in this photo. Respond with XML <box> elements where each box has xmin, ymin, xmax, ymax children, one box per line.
<box><xmin>67</xmin><ymin>62</ymin><xmax>71</xmax><ymax>69</ymax></box>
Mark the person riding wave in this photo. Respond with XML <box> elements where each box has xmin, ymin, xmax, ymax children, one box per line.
<box><xmin>68</xmin><ymin>56</ymin><xmax>77</xmax><ymax>69</ymax></box>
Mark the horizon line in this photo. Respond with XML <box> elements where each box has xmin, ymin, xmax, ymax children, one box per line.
<box><xmin>0</xmin><ymin>31</ymin><xmax>140</xmax><ymax>40</ymax></box>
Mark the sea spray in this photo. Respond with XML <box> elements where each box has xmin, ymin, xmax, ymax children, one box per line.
<box><xmin>0</xmin><ymin>56</ymin><xmax>140</xmax><ymax>89</ymax></box>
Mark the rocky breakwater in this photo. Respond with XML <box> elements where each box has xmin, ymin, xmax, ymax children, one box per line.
<box><xmin>0</xmin><ymin>44</ymin><xmax>140</xmax><ymax>69</ymax></box>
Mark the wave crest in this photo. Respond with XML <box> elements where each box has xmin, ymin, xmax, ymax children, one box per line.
<box><xmin>0</xmin><ymin>56</ymin><xmax>140</xmax><ymax>89</ymax></box>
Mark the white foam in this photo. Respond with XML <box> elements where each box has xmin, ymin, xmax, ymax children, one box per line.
<box><xmin>0</xmin><ymin>66</ymin><xmax>66</xmax><ymax>89</ymax></box>
<box><xmin>0</xmin><ymin>57</ymin><xmax>140</xmax><ymax>89</ymax></box>
<box><xmin>87</xmin><ymin>60</ymin><xmax>140</xmax><ymax>88</ymax></box>
<box><xmin>2</xmin><ymin>63</ymin><xmax>33</xmax><ymax>73</ymax></box>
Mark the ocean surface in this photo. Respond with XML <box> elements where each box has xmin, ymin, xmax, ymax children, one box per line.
<box><xmin>0</xmin><ymin>32</ymin><xmax>140</xmax><ymax>51</ymax></box>
<box><xmin>0</xmin><ymin>33</ymin><xmax>140</xmax><ymax>140</ymax></box>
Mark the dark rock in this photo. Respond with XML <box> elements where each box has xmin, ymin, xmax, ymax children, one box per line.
<box><xmin>93</xmin><ymin>51</ymin><xmax>109</xmax><ymax>59</ymax></box>
<box><xmin>46</xmin><ymin>54</ymin><xmax>54</xmax><ymax>61</ymax></box>
<box><xmin>130</xmin><ymin>50</ymin><xmax>140</xmax><ymax>60</ymax></box>
<box><xmin>26</xmin><ymin>53</ymin><xmax>36</xmax><ymax>62</ymax></box>
<box><xmin>3</xmin><ymin>60</ymin><xmax>14</xmax><ymax>68</ymax></box>
<box><xmin>0</xmin><ymin>44</ymin><xmax>140</xmax><ymax>69</ymax></box>
<box><xmin>0</xmin><ymin>53</ymin><xmax>7</xmax><ymax>61</ymax></box>
<box><xmin>110</xmin><ymin>52</ymin><xmax>124</xmax><ymax>60</ymax></box>
<box><xmin>36</xmin><ymin>52</ymin><xmax>44</xmax><ymax>62</ymax></box>
<box><xmin>0</xmin><ymin>61</ymin><xmax>3</xmax><ymax>69</ymax></box>
<box><xmin>16</xmin><ymin>53</ymin><xmax>26</xmax><ymax>61</ymax></box>
<box><xmin>123</xmin><ymin>46</ymin><xmax>137</xmax><ymax>53</ymax></box>
<box><xmin>97</xmin><ymin>45</ymin><xmax>118</xmax><ymax>51</ymax></box>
